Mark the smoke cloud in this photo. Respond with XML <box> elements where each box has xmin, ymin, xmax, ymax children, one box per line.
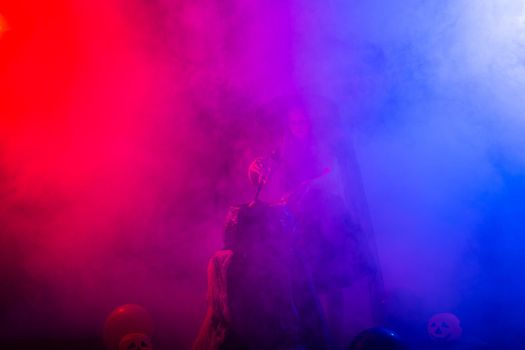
<box><xmin>1</xmin><ymin>0</ymin><xmax>525</xmax><ymax>348</ymax></box>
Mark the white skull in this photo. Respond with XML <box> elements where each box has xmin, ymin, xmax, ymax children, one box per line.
<box><xmin>118</xmin><ymin>333</ymin><xmax>152</xmax><ymax>350</ymax></box>
<box><xmin>427</xmin><ymin>313</ymin><xmax>462</xmax><ymax>342</ymax></box>
<box><xmin>248</xmin><ymin>157</ymin><xmax>272</xmax><ymax>186</ymax></box>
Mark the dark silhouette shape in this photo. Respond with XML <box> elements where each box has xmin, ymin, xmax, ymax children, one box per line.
<box><xmin>349</xmin><ymin>327</ymin><xmax>407</xmax><ymax>350</ymax></box>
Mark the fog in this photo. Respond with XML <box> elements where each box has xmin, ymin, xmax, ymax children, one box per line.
<box><xmin>1</xmin><ymin>0</ymin><xmax>525</xmax><ymax>348</ymax></box>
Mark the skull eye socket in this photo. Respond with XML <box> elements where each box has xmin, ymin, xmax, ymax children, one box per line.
<box><xmin>128</xmin><ymin>342</ymin><xmax>137</xmax><ymax>349</ymax></box>
<box><xmin>430</xmin><ymin>322</ymin><xmax>436</xmax><ymax>327</ymax></box>
<box><xmin>441</xmin><ymin>322</ymin><xmax>449</xmax><ymax>328</ymax></box>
